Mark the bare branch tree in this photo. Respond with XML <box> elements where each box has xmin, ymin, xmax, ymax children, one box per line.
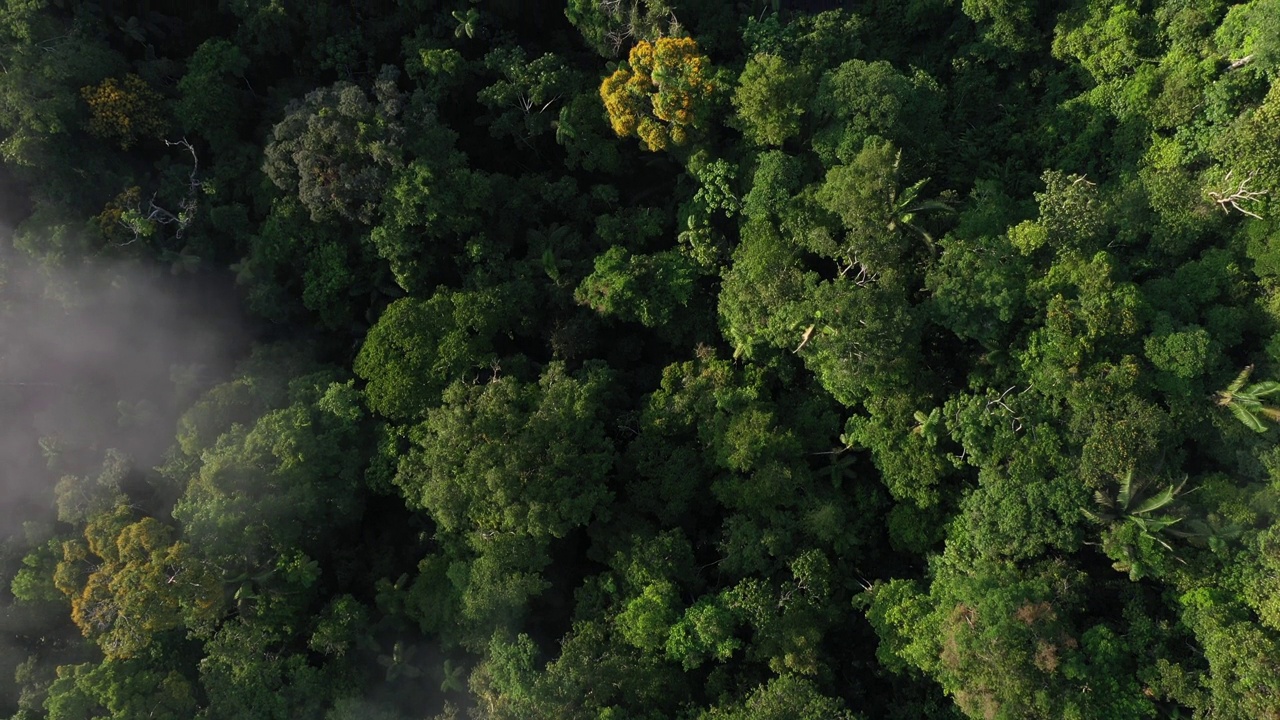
<box><xmin>116</xmin><ymin>138</ymin><xmax>206</xmax><ymax>244</ymax></box>
<box><xmin>517</xmin><ymin>93</ymin><xmax>561</xmax><ymax>115</ymax></box>
<box><xmin>986</xmin><ymin>385</ymin><xmax>1025</xmax><ymax>432</ymax></box>
<box><xmin>606</xmin><ymin>27</ymin><xmax>631</xmax><ymax>54</ymax></box>
<box><xmin>1207</xmin><ymin>170</ymin><xmax>1267</xmax><ymax>220</ymax></box>
<box><xmin>838</xmin><ymin>255</ymin><xmax>880</xmax><ymax>287</ymax></box>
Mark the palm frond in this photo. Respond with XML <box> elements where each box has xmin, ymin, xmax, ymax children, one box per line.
<box><xmin>896</xmin><ymin>178</ymin><xmax>926</xmax><ymax>209</ymax></box>
<box><xmin>1116</xmin><ymin>469</ymin><xmax>1135</xmax><ymax>509</ymax></box>
<box><xmin>1226</xmin><ymin>365</ymin><xmax>1254</xmax><ymax>395</ymax></box>
<box><xmin>905</xmin><ymin>199</ymin><xmax>954</xmax><ymax>214</ymax></box>
<box><xmin>1092</xmin><ymin>489</ymin><xmax>1113</xmax><ymax>509</ymax></box>
<box><xmin>1229</xmin><ymin>401</ymin><xmax>1268</xmax><ymax>432</ymax></box>
<box><xmin>1134</xmin><ymin>515</ymin><xmax>1182</xmax><ymax>533</ymax></box>
<box><xmin>1169</xmin><ymin>518</ymin><xmax>1208</xmax><ymax>540</ymax></box>
<box><xmin>1247</xmin><ymin>381</ymin><xmax>1280</xmax><ymax>398</ymax></box>
<box><xmin>1131</xmin><ymin>484</ymin><xmax>1176</xmax><ymax>515</ymax></box>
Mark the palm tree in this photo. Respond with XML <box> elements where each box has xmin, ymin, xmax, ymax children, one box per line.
<box><xmin>440</xmin><ymin>658</ymin><xmax>466</xmax><ymax>693</ymax></box>
<box><xmin>452</xmin><ymin>8</ymin><xmax>481</xmax><ymax>39</ymax></box>
<box><xmin>1180</xmin><ymin>515</ymin><xmax>1245</xmax><ymax>555</ymax></box>
<box><xmin>1215</xmin><ymin>365</ymin><xmax>1280</xmax><ymax>432</ymax></box>
<box><xmin>1084</xmin><ymin>470</ymin><xmax>1188</xmax><ymax>579</ymax></box>
<box><xmin>1083</xmin><ymin>470</ymin><xmax>1187</xmax><ymax>549</ymax></box>
<box><xmin>812</xmin><ymin>447</ymin><xmax>856</xmax><ymax>486</ymax></box>
<box><xmin>888</xmin><ymin>175</ymin><xmax>952</xmax><ymax>248</ymax></box>
<box><xmin>378</xmin><ymin>641</ymin><xmax>422</xmax><ymax>682</ymax></box>
<box><xmin>911</xmin><ymin>407</ymin><xmax>942</xmax><ymax>442</ymax></box>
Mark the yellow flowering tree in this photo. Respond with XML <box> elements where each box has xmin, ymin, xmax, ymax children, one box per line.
<box><xmin>599</xmin><ymin>37</ymin><xmax>715</xmax><ymax>152</ymax></box>
<box><xmin>80</xmin><ymin>74</ymin><xmax>166</xmax><ymax>149</ymax></box>
<box><xmin>55</xmin><ymin>506</ymin><xmax>223</xmax><ymax>659</ymax></box>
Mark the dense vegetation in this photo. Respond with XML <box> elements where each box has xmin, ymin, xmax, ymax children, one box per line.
<box><xmin>1</xmin><ymin>0</ymin><xmax>1280</xmax><ymax>717</ymax></box>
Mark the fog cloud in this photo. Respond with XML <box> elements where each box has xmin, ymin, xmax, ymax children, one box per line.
<box><xmin>0</xmin><ymin>241</ymin><xmax>248</xmax><ymax>537</ymax></box>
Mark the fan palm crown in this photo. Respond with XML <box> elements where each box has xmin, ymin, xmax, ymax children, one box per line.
<box><xmin>1216</xmin><ymin>365</ymin><xmax>1280</xmax><ymax>432</ymax></box>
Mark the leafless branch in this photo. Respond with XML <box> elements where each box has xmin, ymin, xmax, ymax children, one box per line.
<box><xmin>838</xmin><ymin>255</ymin><xmax>880</xmax><ymax>287</ymax></box>
<box><xmin>1227</xmin><ymin>54</ymin><xmax>1254</xmax><ymax>71</ymax></box>
<box><xmin>164</xmin><ymin>138</ymin><xmax>203</xmax><ymax>194</ymax></box>
<box><xmin>986</xmin><ymin>385</ymin><xmax>1025</xmax><ymax>432</ymax></box>
<box><xmin>606</xmin><ymin>28</ymin><xmax>628</xmax><ymax>54</ymax></box>
<box><xmin>517</xmin><ymin>94</ymin><xmax>562</xmax><ymax>115</ymax></box>
<box><xmin>793</xmin><ymin>324</ymin><xmax>816</xmax><ymax>354</ymax></box>
<box><xmin>112</xmin><ymin>138</ymin><xmax>206</xmax><ymax>246</ymax></box>
<box><xmin>1208</xmin><ymin>170</ymin><xmax>1266</xmax><ymax>220</ymax></box>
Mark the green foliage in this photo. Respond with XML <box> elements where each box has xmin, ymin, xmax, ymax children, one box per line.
<box><xmin>963</xmin><ymin>0</ymin><xmax>1044</xmax><ymax>58</ymax></box>
<box><xmin>308</xmin><ymin>595</ymin><xmax>369</xmax><ymax>657</ymax></box>
<box><xmin>394</xmin><ymin>362</ymin><xmax>615</xmax><ymax>541</ymax></box>
<box><xmin>171</xmin><ymin>371</ymin><xmax>366</xmax><ymax>592</ymax></box>
<box><xmin>176</xmin><ymin>39</ymin><xmax>250</xmax><ymax>150</ymax></box>
<box><xmin>1179</xmin><ymin>587</ymin><xmax>1280</xmax><ymax>718</ymax></box>
<box><xmin>810</xmin><ymin>60</ymin><xmax>942</xmax><ymax>167</ymax></box>
<box><xmin>1145</xmin><ymin>320</ymin><xmax>1214</xmax><ymax>379</ymax></box>
<box><xmin>616</xmin><ymin>581</ymin><xmax>679</xmax><ymax>651</ymax></box>
<box><xmin>733</xmin><ymin>54</ymin><xmax>812</xmax><ymax>147</ymax></box>
<box><xmin>234</xmin><ymin>196</ymin><xmax>375</xmax><ymax>328</ymax></box>
<box><xmin>8</xmin><ymin>2</ymin><xmax>1280</xmax><ymax>719</ymax></box>
<box><xmin>354</xmin><ymin>290</ymin><xmax>514</xmax><ymax>421</ymax></box>
<box><xmin>0</xmin><ymin>5</ymin><xmax>120</xmax><ymax>166</ymax></box>
<box><xmin>1215</xmin><ymin>365</ymin><xmax>1280</xmax><ymax>432</ymax></box>
<box><xmin>869</xmin><ymin>561</ymin><xmax>1156</xmax><ymax>719</ymax></box>
<box><xmin>11</xmin><ymin>539</ymin><xmax>65</xmax><ymax>604</ymax></box>
<box><xmin>1083</xmin><ymin>470</ymin><xmax>1190</xmax><ymax>580</ymax></box>
<box><xmin>1215</xmin><ymin>0</ymin><xmax>1280</xmax><ymax>76</ymax></box>
<box><xmin>199</xmin><ymin>616</ymin><xmax>350</xmax><ymax>720</ymax></box>
<box><xmin>699</xmin><ymin>674</ymin><xmax>858</xmax><ymax>719</ymax></box>
<box><xmin>45</xmin><ymin>659</ymin><xmax>198</xmax><ymax>720</ymax></box>
<box><xmin>928</xmin><ymin>230</ymin><xmax>1029</xmax><ymax>347</ymax></box>
<box><xmin>575</xmin><ymin>246</ymin><xmax>697</xmax><ymax>327</ymax></box>
<box><xmin>565</xmin><ymin>0</ymin><xmax>677</xmax><ymax>58</ymax></box>
<box><xmin>1215</xmin><ymin>80</ymin><xmax>1280</xmax><ymax>200</ymax></box>
<box><xmin>479</xmin><ymin>48</ymin><xmax>580</xmax><ymax>141</ymax></box>
<box><xmin>263</xmin><ymin>68</ymin><xmax>410</xmax><ymax>224</ymax></box>
<box><xmin>816</xmin><ymin>137</ymin><xmax>923</xmax><ymax>268</ymax></box>
<box><xmin>665</xmin><ymin>596</ymin><xmax>741</xmax><ymax>669</ymax></box>
<box><xmin>370</xmin><ymin>145</ymin><xmax>492</xmax><ymax>293</ymax></box>
<box><xmin>1053</xmin><ymin>0</ymin><xmax>1154</xmax><ymax>83</ymax></box>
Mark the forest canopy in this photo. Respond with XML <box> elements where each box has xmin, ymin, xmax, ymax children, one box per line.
<box><xmin>0</xmin><ymin>0</ymin><xmax>1279</xmax><ymax>719</ymax></box>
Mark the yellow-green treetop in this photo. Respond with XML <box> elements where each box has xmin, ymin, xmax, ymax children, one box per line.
<box><xmin>599</xmin><ymin>37</ymin><xmax>714</xmax><ymax>152</ymax></box>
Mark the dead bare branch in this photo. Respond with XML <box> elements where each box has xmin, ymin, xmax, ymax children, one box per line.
<box><xmin>793</xmin><ymin>324</ymin><xmax>816</xmax><ymax>354</ymax></box>
<box><xmin>115</xmin><ymin>138</ymin><xmax>206</xmax><ymax>244</ymax></box>
<box><xmin>1227</xmin><ymin>54</ymin><xmax>1254</xmax><ymax>71</ymax></box>
<box><xmin>1207</xmin><ymin>170</ymin><xmax>1266</xmax><ymax>220</ymax></box>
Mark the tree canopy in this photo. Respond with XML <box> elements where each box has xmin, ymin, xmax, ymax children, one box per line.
<box><xmin>1</xmin><ymin>1</ymin><xmax>1280</xmax><ymax>719</ymax></box>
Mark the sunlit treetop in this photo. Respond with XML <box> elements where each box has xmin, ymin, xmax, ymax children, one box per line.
<box><xmin>599</xmin><ymin>37</ymin><xmax>717</xmax><ymax>152</ymax></box>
